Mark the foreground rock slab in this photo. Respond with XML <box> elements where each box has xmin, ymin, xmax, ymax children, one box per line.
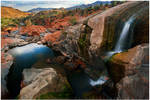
<box><xmin>19</xmin><ymin>68</ymin><xmax>72</xmax><ymax>99</ymax></box>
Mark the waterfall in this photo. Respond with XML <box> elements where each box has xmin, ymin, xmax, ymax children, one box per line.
<box><xmin>89</xmin><ymin>76</ymin><xmax>108</xmax><ymax>86</ymax></box>
<box><xmin>114</xmin><ymin>15</ymin><xmax>135</xmax><ymax>53</ymax></box>
<box><xmin>105</xmin><ymin>15</ymin><xmax>136</xmax><ymax>58</ymax></box>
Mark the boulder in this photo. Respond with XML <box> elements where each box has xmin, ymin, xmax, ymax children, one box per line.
<box><xmin>19</xmin><ymin>68</ymin><xmax>72</xmax><ymax>99</ymax></box>
<box><xmin>116</xmin><ymin>67</ymin><xmax>149</xmax><ymax>99</ymax></box>
<box><xmin>108</xmin><ymin>43</ymin><xmax>148</xmax><ymax>83</ymax></box>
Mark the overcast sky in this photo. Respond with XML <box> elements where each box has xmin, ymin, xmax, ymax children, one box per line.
<box><xmin>1</xmin><ymin>0</ymin><xmax>107</xmax><ymax>11</ymax></box>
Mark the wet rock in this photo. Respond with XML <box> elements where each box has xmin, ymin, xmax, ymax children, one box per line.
<box><xmin>19</xmin><ymin>68</ymin><xmax>72</xmax><ymax>99</ymax></box>
<box><xmin>108</xmin><ymin>43</ymin><xmax>149</xmax><ymax>83</ymax></box>
<box><xmin>1</xmin><ymin>53</ymin><xmax>13</xmax><ymax>98</ymax></box>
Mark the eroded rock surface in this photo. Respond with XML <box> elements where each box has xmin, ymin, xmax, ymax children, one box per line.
<box><xmin>116</xmin><ymin>70</ymin><xmax>149</xmax><ymax>99</ymax></box>
<box><xmin>107</xmin><ymin>44</ymin><xmax>149</xmax><ymax>99</ymax></box>
<box><xmin>50</xmin><ymin>1</ymin><xmax>149</xmax><ymax>80</ymax></box>
<box><xmin>108</xmin><ymin>43</ymin><xmax>149</xmax><ymax>83</ymax></box>
<box><xmin>19</xmin><ymin>68</ymin><xmax>72</xmax><ymax>99</ymax></box>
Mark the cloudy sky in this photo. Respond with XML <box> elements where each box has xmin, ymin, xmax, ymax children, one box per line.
<box><xmin>1</xmin><ymin>0</ymin><xmax>107</xmax><ymax>11</ymax></box>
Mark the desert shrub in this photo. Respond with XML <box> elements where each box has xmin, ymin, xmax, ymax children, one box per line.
<box><xmin>69</xmin><ymin>17</ymin><xmax>77</xmax><ymax>25</ymax></box>
<box><xmin>1</xmin><ymin>18</ymin><xmax>19</xmax><ymax>29</ymax></box>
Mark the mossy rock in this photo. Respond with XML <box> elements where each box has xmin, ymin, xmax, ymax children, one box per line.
<box><xmin>78</xmin><ymin>25</ymin><xmax>92</xmax><ymax>60</ymax></box>
<box><xmin>36</xmin><ymin>84</ymin><xmax>73</xmax><ymax>99</ymax></box>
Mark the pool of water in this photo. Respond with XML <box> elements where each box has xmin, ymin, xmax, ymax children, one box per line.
<box><xmin>6</xmin><ymin>43</ymin><xmax>54</xmax><ymax>98</ymax></box>
<box><xmin>5</xmin><ymin>43</ymin><xmax>108</xmax><ymax>99</ymax></box>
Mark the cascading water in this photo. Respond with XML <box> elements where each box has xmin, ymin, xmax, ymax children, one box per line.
<box><xmin>114</xmin><ymin>15</ymin><xmax>136</xmax><ymax>53</ymax></box>
<box><xmin>105</xmin><ymin>14</ymin><xmax>136</xmax><ymax>58</ymax></box>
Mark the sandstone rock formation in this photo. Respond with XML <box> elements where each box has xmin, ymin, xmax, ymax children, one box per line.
<box><xmin>87</xmin><ymin>1</ymin><xmax>148</xmax><ymax>54</ymax></box>
<box><xmin>108</xmin><ymin>43</ymin><xmax>149</xmax><ymax>83</ymax></box>
<box><xmin>50</xmin><ymin>1</ymin><xmax>149</xmax><ymax>80</ymax></box>
<box><xmin>2</xmin><ymin>1</ymin><xmax>149</xmax><ymax>99</ymax></box>
<box><xmin>107</xmin><ymin>44</ymin><xmax>149</xmax><ymax>99</ymax></box>
<box><xmin>116</xmin><ymin>72</ymin><xmax>149</xmax><ymax>99</ymax></box>
<box><xmin>19</xmin><ymin>68</ymin><xmax>72</xmax><ymax>99</ymax></box>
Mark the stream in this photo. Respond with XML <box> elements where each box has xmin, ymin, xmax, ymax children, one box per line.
<box><xmin>5</xmin><ymin>12</ymin><xmax>140</xmax><ymax>99</ymax></box>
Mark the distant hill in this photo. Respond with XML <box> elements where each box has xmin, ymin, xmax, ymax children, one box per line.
<box><xmin>27</xmin><ymin>1</ymin><xmax>111</xmax><ymax>13</ymax></box>
<box><xmin>1</xmin><ymin>6</ymin><xmax>30</xmax><ymax>18</ymax></box>
<box><xmin>67</xmin><ymin>1</ymin><xmax>111</xmax><ymax>10</ymax></box>
<box><xmin>27</xmin><ymin>7</ymin><xmax>54</xmax><ymax>13</ymax></box>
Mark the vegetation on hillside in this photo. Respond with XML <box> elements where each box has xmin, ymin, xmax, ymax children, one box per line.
<box><xmin>1</xmin><ymin>1</ymin><xmax>126</xmax><ymax>31</ymax></box>
<box><xmin>1</xmin><ymin>18</ymin><xmax>20</xmax><ymax>31</ymax></box>
<box><xmin>1</xmin><ymin>6</ymin><xmax>29</xmax><ymax>18</ymax></box>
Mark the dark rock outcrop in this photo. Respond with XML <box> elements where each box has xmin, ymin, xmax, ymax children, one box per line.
<box><xmin>1</xmin><ymin>53</ymin><xmax>13</xmax><ymax>98</ymax></box>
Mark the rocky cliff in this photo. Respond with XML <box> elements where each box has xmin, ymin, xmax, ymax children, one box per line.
<box><xmin>50</xmin><ymin>1</ymin><xmax>149</xmax><ymax>79</ymax></box>
<box><xmin>47</xmin><ymin>1</ymin><xmax>149</xmax><ymax>99</ymax></box>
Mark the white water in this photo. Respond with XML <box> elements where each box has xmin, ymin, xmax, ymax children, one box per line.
<box><xmin>106</xmin><ymin>15</ymin><xmax>136</xmax><ymax>58</ymax></box>
<box><xmin>114</xmin><ymin>15</ymin><xmax>135</xmax><ymax>52</ymax></box>
<box><xmin>90</xmin><ymin>76</ymin><xmax>108</xmax><ymax>86</ymax></box>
